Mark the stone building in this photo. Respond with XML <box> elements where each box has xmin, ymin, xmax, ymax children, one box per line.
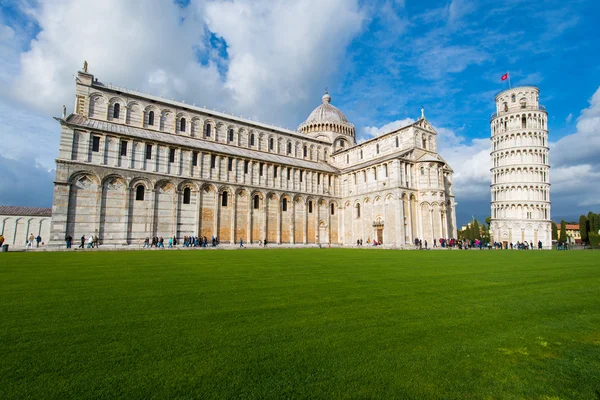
<box><xmin>489</xmin><ymin>86</ymin><xmax>551</xmax><ymax>248</ymax></box>
<box><xmin>0</xmin><ymin>206</ymin><xmax>52</xmax><ymax>246</ymax></box>
<box><xmin>48</xmin><ymin>66</ymin><xmax>457</xmax><ymax>246</ymax></box>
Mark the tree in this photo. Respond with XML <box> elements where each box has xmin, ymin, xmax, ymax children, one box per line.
<box><xmin>485</xmin><ymin>216</ymin><xmax>492</xmax><ymax>227</ymax></box>
<box><xmin>579</xmin><ymin>215</ymin><xmax>589</xmax><ymax>243</ymax></box>
<box><xmin>559</xmin><ymin>220</ymin><xmax>567</xmax><ymax>243</ymax></box>
<box><xmin>589</xmin><ymin>233</ymin><xmax>600</xmax><ymax>249</ymax></box>
<box><xmin>472</xmin><ymin>219</ymin><xmax>481</xmax><ymax>240</ymax></box>
<box><xmin>589</xmin><ymin>212</ymin><xmax>600</xmax><ymax>235</ymax></box>
<box><xmin>552</xmin><ymin>222</ymin><xmax>558</xmax><ymax>241</ymax></box>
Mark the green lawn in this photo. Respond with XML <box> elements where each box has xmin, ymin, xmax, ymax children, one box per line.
<box><xmin>1</xmin><ymin>249</ymin><xmax>599</xmax><ymax>399</ymax></box>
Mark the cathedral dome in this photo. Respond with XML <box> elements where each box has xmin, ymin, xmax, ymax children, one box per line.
<box><xmin>304</xmin><ymin>92</ymin><xmax>349</xmax><ymax>124</ymax></box>
<box><xmin>298</xmin><ymin>91</ymin><xmax>355</xmax><ymax>140</ymax></box>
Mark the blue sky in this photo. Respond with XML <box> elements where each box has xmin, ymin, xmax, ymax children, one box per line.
<box><xmin>0</xmin><ymin>0</ymin><xmax>599</xmax><ymax>226</ymax></box>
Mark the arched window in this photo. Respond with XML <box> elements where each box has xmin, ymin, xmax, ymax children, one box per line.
<box><xmin>422</xmin><ymin>137</ymin><xmax>427</xmax><ymax>149</ymax></box>
<box><xmin>339</xmin><ymin>139</ymin><xmax>345</xmax><ymax>148</ymax></box>
<box><xmin>503</xmin><ymin>102</ymin><xmax>508</xmax><ymax>112</ymax></box>
<box><xmin>250</xmin><ymin>134</ymin><xmax>255</xmax><ymax>147</ymax></box>
<box><xmin>148</xmin><ymin>111</ymin><xmax>155</xmax><ymax>126</ymax></box>
<box><xmin>269</xmin><ymin>137</ymin><xmax>274</xmax><ymax>151</ymax></box>
<box><xmin>180</xmin><ymin>118</ymin><xmax>186</xmax><ymax>132</ymax></box>
<box><xmin>384</xmin><ymin>164</ymin><xmax>388</xmax><ymax>178</ymax></box>
<box><xmin>205</xmin><ymin>123</ymin><xmax>212</xmax><ymax>137</ymax></box>
<box><xmin>113</xmin><ymin>103</ymin><xmax>120</xmax><ymax>119</ymax></box>
<box><xmin>360</xmin><ymin>150</ymin><xmax>363</xmax><ymax>159</ymax></box>
<box><xmin>221</xmin><ymin>192</ymin><xmax>228</xmax><ymax>207</ymax></box>
<box><xmin>396</xmin><ymin>136</ymin><xmax>399</xmax><ymax>147</ymax></box>
<box><xmin>356</xmin><ymin>203</ymin><xmax>361</xmax><ymax>218</ymax></box>
<box><xmin>183</xmin><ymin>187</ymin><xmax>191</xmax><ymax>204</ymax></box>
<box><xmin>303</xmin><ymin>146</ymin><xmax>307</xmax><ymax>157</ymax></box>
<box><xmin>520</xmin><ymin>98</ymin><xmax>527</xmax><ymax>109</ymax></box>
<box><xmin>308</xmin><ymin>201</ymin><xmax>313</xmax><ymax>213</ymax></box>
<box><xmin>282</xmin><ymin>198</ymin><xmax>288</xmax><ymax>212</ymax></box>
<box><xmin>253</xmin><ymin>195</ymin><xmax>260</xmax><ymax>209</ymax></box>
<box><xmin>135</xmin><ymin>185</ymin><xmax>145</xmax><ymax>201</ymax></box>
<box><xmin>521</xmin><ymin>116</ymin><xmax>526</xmax><ymax>129</ymax></box>
<box><xmin>287</xmin><ymin>142</ymin><xmax>292</xmax><ymax>154</ymax></box>
<box><xmin>346</xmin><ymin>154</ymin><xmax>349</xmax><ymax>163</ymax></box>
<box><xmin>511</xmin><ymin>94</ymin><xmax>516</xmax><ymax>102</ymax></box>
<box><xmin>228</xmin><ymin>129</ymin><xmax>234</xmax><ymax>142</ymax></box>
<box><xmin>376</xmin><ymin>144</ymin><xmax>380</xmax><ymax>154</ymax></box>
<box><xmin>330</xmin><ymin>203</ymin><xmax>335</xmax><ymax>215</ymax></box>
<box><xmin>420</xmin><ymin>167</ymin><xmax>425</xmax><ymax>175</ymax></box>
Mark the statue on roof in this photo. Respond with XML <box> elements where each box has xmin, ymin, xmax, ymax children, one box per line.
<box><xmin>421</xmin><ymin>106</ymin><xmax>425</xmax><ymax>119</ymax></box>
<box><xmin>83</xmin><ymin>60</ymin><xmax>88</xmax><ymax>73</ymax></box>
<box><xmin>62</xmin><ymin>105</ymin><xmax>66</xmax><ymax>118</ymax></box>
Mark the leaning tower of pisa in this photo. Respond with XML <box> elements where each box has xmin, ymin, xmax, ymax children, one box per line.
<box><xmin>490</xmin><ymin>86</ymin><xmax>551</xmax><ymax>248</ymax></box>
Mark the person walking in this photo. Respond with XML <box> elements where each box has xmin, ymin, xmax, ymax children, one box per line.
<box><xmin>168</xmin><ymin>237</ymin><xmax>173</xmax><ymax>248</ymax></box>
<box><xmin>80</xmin><ymin>235</ymin><xmax>85</xmax><ymax>249</ymax></box>
<box><xmin>65</xmin><ymin>235</ymin><xmax>72</xmax><ymax>249</ymax></box>
<box><xmin>87</xmin><ymin>235</ymin><xmax>93</xmax><ymax>248</ymax></box>
<box><xmin>239</xmin><ymin>238</ymin><xmax>244</xmax><ymax>248</ymax></box>
<box><xmin>27</xmin><ymin>233</ymin><xmax>35</xmax><ymax>249</ymax></box>
<box><xmin>264</xmin><ymin>239</ymin><xmax>268</xmax><ymax>247</ymax></box>
<box><xmin>36</xmin><ymin>235</ymin><xmax>42</xmax><ymax>248</ymax></box>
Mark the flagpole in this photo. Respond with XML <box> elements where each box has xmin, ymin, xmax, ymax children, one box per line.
<box><xmin>508</xmin><ymin>71</ymin><xmax>511</xmax><ymax>89</ymax></box>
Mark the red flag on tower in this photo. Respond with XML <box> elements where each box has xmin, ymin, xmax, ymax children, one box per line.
<box><xmin>501</xmin><ymin>73</ymin><xmax>509</xmax><ymax>81</ymax></box>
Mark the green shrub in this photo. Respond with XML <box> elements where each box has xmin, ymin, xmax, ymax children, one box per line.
<box><xmin>589</xmin><ymin>233</ymin><xmax>600</xmax><ymax>249</ymax></box>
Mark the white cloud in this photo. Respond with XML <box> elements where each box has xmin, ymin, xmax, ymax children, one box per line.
<box><xmin>565</xmin><ymin>112</ymin><xmax>573</xmax><ymax>123</ymax></box>
<box><xmin>551</xmin><ymin>87</ymin><xmax>600</xmax><ymax>168</ymax></box>
<box><xmin>363</xmin><ymin>118</ymin><xmax>414</xmax><ymax>139</ymax></box>
<box><xmin>203</xmin><ymin>0</ymin><xmax>365</xmax><ymax>123</ymax></box>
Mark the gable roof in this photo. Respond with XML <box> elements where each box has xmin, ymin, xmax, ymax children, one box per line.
<box><xmin>0</xmin><ymin>206</ymin><xmax>52</xmax><ymax>217</ymax></box>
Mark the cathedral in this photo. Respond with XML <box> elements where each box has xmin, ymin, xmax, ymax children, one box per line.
<box><xmin>48</xmin><ymin>66</ymin><xmax>457</xmax><ymax>247</ymax></box>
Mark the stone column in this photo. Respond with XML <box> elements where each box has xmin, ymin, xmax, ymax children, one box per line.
<box><xmin>101</xmin><ymin>135</ymin><xmax>108</xmax><ymax>165</ymax></box>
<box><xmin>315</xmin><ymin>200</ymin><xmax>320</xmax><ymax>244</ymax></box>
<box><xmin>177</xmin><ymin>149</ymin><xmax>183</xmax><ymax>176</ymax></box>
<box><xmin>416</xmin><ymin>201</ymin><xmax>423</xmax><ymax>241</ymax></box>
<box><xmin>95</xmin><ymin>183</ymin><xmax>104</xmax><ymax>239</ymax></box>
<box><xmin>340</xmin><ymin>201</ymin><xmax>345</xmax><ymax>245</ymax></box>
<box><xmin>291</xmin><ymin>198</ymin><xmax>295</xmax><ymax>245</ymax></box>
<box><xmin>407</xmin><ymin>198</ymin><xmax>414</xmax><ymax>242</ymax></box>
<box><xmin>153</xmin><ymin>145</ymin><xmax>160</xmax><ymax>173</ymax></box>
<box><xmin>277</xmin><ymin>197</ymin><xmax>281</xmax><ymax>244</ymax></box>
<box><xmin>231</xmin><ymin>191</ymin><xmax>236</xmax><ymax>244</ymax></box>
<box><xmin>195</xmin><ymin>187</ymin><xmax>202</xmax><ymax>235</ymax></box>
<box><xmin>303</xmin><ymin>201</ymin><xmax>307</xmax><ymax>244</ymax></box>
<box><xmin>214</xmin><ymin>190</ymin><xmax>219</xmax><ymax>239</ymax></box>
<box><xmin>247</xmin><ymin>194</ymin><xmax>252</xmax><ymax>244</ymax></box>
<box><xmin>397</xmin><ymin>197</ymin><xmax>405</xmax><ymax>245</ymax></box>
<box><xmin>263</xmin><ymin>195</ymin><xmax>268</xmax><ymax>242</ymax></box>
<box><xmin>123</xmin><ymin>187</ymin><xmax>131</xmax><ymax>244</ymax></box>
<box><xmin>173</xmin><ymin>190</ymin><xmax>180</xmax><ymax>240</ymax></box>
<box><xmin>12</xmin><ymin>219</ymin><xmax>19</xmax><ymax>245</ymax></box>
<box><xmin>150</xmin><ymin>189</ymin><xmax>157</xmax><ymax>237</ymax></box>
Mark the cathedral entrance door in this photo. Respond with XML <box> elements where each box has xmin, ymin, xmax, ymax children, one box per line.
<box><xmin>376</xmin><ymin>228</ymin><xmax>383</xmax><ymax>244</ymax></box>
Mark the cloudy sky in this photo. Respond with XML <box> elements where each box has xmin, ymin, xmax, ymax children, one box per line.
<box><xmin>0</xmin><ymin>0</ymin><xmax>599</xmax><ymax>226</ymax></box>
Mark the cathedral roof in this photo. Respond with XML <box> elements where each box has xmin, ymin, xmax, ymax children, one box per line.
<box><xmin>304</xmin><ymin>92</ymin><xmax>349</xmax><ymax>124</ymax></box>
<box><xmin>0</xmin><ymin>205</ymin><xmax>52</xmax><ymax>217</ymax></box>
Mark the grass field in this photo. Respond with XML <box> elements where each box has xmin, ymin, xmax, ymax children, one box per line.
<box><xmin>1</xmin><ymin>249</ymin><xmax>599</xmax><ymax>399</ymax></box>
